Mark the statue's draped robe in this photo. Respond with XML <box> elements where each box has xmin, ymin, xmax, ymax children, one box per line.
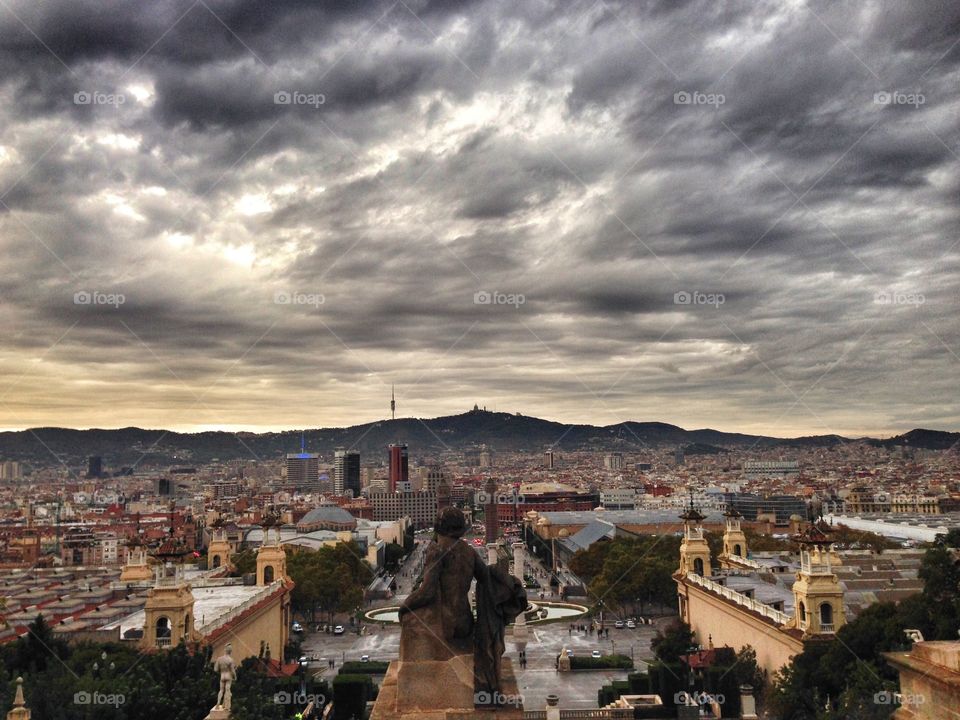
<box><xmin>399</xmin><ymin>538</ymin><xmax>528</xmax><ymax>702</ymax></box>
<box><xmin>473</xmin><ymin>562</ymin><xmax>528</xmax><ymax>697</ymax></box>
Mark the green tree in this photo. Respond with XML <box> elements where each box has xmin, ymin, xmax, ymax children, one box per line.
<box><xmin>651</xmin><ymin>620</ymin><xmax>694</xmax><ymax>665</ymax></box>
<box><xmin>384</xmin><ymin>542</ymin><xmax>405</xmax><ymax>572</ymax></box>
<box><xmin>229</xmin><ymin>549</ymin><xmax>257</xmax><ymax>577</ymax></box>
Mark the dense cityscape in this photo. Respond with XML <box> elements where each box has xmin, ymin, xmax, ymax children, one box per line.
<box><xmin>0</xmin><ymin>406</ymin><xmax>958</xmax><ymax>718</ymax></box>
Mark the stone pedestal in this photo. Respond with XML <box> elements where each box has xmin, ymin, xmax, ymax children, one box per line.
<box><xmin>371</xmin><ymin>656</ymin><xmax>524</xmax><ymax>720</ymax></box>
<box><xmin>203</xmin><ymin>706</ymin><xmax>230</xmax><ymax>720</ymax></box>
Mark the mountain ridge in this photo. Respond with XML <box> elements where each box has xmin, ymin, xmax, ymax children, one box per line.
<box><xmin>0</xmin><ymin>410</ymin><xmax>954</xmax><ymax>469</ymax></box>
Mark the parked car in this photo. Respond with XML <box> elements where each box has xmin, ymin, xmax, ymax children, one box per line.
<box><xmin>291</xmin><ymin>622</ymin><xmax>304</xmax><ymax>633</ymax></box>
<box><xmin>360</xmin><ymin>655</ymin><xmax>370</xmax><ymax>662</ymax></box>
<box><xmin>626</xmin><ymin>620</ymin><xmax>636</xmax><ymax>629</ymax></box>
<box><xmin>614</xmin><ymin>620</ymin><xmax>624</xmax><ymax>629</ymax></box>
<box><xmin>298</xmin><ymin>655</ymin><xmax>309</xmax><ymax>665</ymax></box>
<box><xmin>334</xmin><ymin>625</ymin><xmax>345</xmax><ymax>635</ymax></box>
<box><xmin>591</xmin><ymin>650</ymin><xmax>602</xmax><ymax>659</ymax></box>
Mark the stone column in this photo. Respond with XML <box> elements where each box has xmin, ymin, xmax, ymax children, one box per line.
<box><xmin>511</xmin><ymin>542</ymin><xmax>529</xmax><ymax>651</ymax></box>
<box><xmin>739</xmin><ymin>685</ymin><xmax>758</xmax><ymax>719</ymax></box>
<box><xmin>545</xmin><ymin>694</ymin><xmax>560</xmax><ymax>720</ymax></box>
<box><xmin>512</xmin><ymin>542</ymin><xmax>525</xmax><ymax>582</ymax></box>
<box><xmin>486</xmin><ymin>543</ymin><xmax>498</xmax><ymax>566</ymax></box>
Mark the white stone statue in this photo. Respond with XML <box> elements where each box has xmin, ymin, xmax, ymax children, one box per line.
<box><xmin>213</xmin><ymin>644</ymin><xmax>237</xmax><ymax>710</ymax></box>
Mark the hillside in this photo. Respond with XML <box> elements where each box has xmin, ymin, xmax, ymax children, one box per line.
<box><xmin>0</xmin><ymin>409</ymin><xmax>952</xmax><ymax>469</ymax></box>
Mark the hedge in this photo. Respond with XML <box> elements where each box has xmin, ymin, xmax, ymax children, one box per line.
<box><xmin>339</xmin><ymin>660</ymin><xmax>390</xmax><ymax>675</ymax></box>
<box><xmin>332</xmin><ymin>674</ymin><xmax>378</xmax><ymax>720</ymax></box>
<box><xmin>569</xmin><ymin>653</ymin><xmax>634</xmax><ymax>670</ymax></box>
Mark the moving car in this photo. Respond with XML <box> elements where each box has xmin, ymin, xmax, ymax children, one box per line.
<box><xmin>591</xmin><ymin>650</ymin><xmax>602</xmax><ymax>659</ymax></box>
<box><xmin>333</xmin><ymin>625</ymin><xmax>345</xmax><ymax>635</ymax></box>
<box><xmin>292</xmin><ymin>622</ymin><xmax>303</xmax><ymax>633</ymax></box>
<box><xmin>626</xmin><ymin>620</ymin><xmax>636</xmax><ymax>629</ymax></box>
<box><xmin>614</xmin><ymin>620</ymin><xmax>624</xmax><ymax>629</ymax></box>
<box><xmin>360</xmin><ymin>655</ymin><xmax>370</xmax><ymax>662</ymax></box>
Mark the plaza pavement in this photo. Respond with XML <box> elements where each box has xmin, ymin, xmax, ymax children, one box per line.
<box><xmin>298</xmin><ymin>536</ymin><xmax>666</xmax><ymax>710</ymax></box>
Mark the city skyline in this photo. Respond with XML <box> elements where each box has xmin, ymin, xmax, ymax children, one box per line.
<box><xmin>0</xmin><ymin>1</ymin><xmax>957</xmax><ymax>438</ymax></box>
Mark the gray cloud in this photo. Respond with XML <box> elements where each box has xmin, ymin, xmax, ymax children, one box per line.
<box><xmin>0</xmin><ymin>0</ymin><xmax>957</xmax><ymax>439</ymax></box>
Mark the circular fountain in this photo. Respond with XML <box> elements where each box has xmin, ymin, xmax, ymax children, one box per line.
<box><xmin>364</xmin><ymin>600</ymin><xmax>587</xmax><ymax>625</ymax></box>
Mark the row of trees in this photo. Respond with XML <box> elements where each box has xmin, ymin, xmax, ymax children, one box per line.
<box><xmin>569</xmin><ymin>535</ymin><xmax>681</xmax><ymax>616</ymax></box>
<box><xmin>228</xmin><ymin>542</ymin><xmax>373</xmax><ymax>624</ymax></box>
<box><xmin>285</xmin><ymin>542</ymin><xmax>372</xmax><ymax>624</ymax></box>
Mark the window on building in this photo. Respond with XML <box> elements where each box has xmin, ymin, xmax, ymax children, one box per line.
<box><xmin>264</xmin><ymin>565</ymin><xmax>274</xmax><ymax>583</ymax></box>
<box><xmin>819</xmin><ymin>602</ymin><xmax>833</xmax><ymax>627</ymax></box>
<box><xmin>156</xmin><ymin>616</ymin><xmax>171</xmax><ymax>638</ymax></box>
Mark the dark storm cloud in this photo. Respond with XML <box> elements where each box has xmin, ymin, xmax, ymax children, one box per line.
<box><xmin>0</xmin><ymin>0</ymin><xmax>957</xmax><ymax>435</ymax></box>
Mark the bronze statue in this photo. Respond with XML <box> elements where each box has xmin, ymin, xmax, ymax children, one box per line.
<box><xmin>399</xmin><ymin>507</ymin><xmax>527</xmax><ymax>705</ymax></box>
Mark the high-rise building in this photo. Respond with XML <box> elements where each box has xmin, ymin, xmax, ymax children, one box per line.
<box><xmin>1</xmin><ymin>461</ymin><xmax>22</xmax><ymax>481</ymax></box>
<box><xmin>334</xmin><ymin>448</ymin><xmax>361</xmax><ymax>497</ymax></box>
<box><xmin>388</xmin><ymin>443</ymin><xmax>410</xmax><ymax>492</ymax></box>
<box><xmin>544</xmin><ymin>450</ymin><xmax>555</xmax><ymax>469</ymax></box>
<box><xmin>479</xmin><ymin>446</ymin><xmax>494</xmax><ymax>468</ymax></box>
<box><xmin>285</xmin><ymin>452</ymin><xmax>320</xmax><ymax>491</ymax></box>
<box><xmin>742</xmin><ymin>460</ymin><xmax>800</xmax><ymax>479</ymax></box>
<box><xmin>425</xmin><ymin>466</ymin><xmax>447</xmax><ymax>492</ymax></box>
<box><xmin>87</xmin><ymin>456</ymin><xmax>103</xmax><ymax>479</ymax></box>
<box><xmin>674</xmin><ymin>448</ymin><xmax>685</xmax><ymax>466</ymax></box>
<box><xmin>369</xmin><ymin>489</ymin><xmax>438</xmax><ymax>528</ymax></box>
<box><xmin>603</xmin><ymin>452</ymin><xmax>623</xmax><ymax>471</ymax></box>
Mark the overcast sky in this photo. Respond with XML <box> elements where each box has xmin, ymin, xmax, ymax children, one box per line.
<box><xmin>0</xmin><ymin>0</ymin><xmax>957</xmax><ymax>437</ymax></box>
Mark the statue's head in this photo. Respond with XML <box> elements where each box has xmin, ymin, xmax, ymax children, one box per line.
<box><xmin>435</xmin><ymin>507</ymin><xmax>467</xmax><ymax>538</ymax></box>
<box><xmin>225</xmin><ymin>643</ymin><xmax>232</xmax><ymax>656</ymax></box>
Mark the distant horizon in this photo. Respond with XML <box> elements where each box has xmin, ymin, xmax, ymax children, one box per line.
<box><xmin>0</xmin><ymin>407</ymin><xmax>953</xmax><ymax>442</ymax></box>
